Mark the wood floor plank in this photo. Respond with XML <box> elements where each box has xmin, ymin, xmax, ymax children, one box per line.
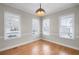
<box><xmin>0</xmin><ymin>39</ymin><xmax>79</xmax><ymax>55</ymax></box>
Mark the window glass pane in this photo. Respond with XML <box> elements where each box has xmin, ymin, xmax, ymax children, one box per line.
<box><xmin>4</xmin><ymin>12</ymin><xmax>21</xmax><ymax>40</ymax></box>
<box><xmin>59</xmin><ymin>14</ymin><xmax>74</xmax><ymax>39</ymax></box>
<box><xmin>43</xmin><ymin>19</ymin><xmax>50</xmax><ymax>35</ymax></box>
<box><xmin>32</xmin><ymin>19</ymin><xmax>40</xmax><ymax>37</ymax></box>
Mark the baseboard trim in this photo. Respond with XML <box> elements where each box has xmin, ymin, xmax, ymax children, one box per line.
<box><xmin>1</xmin><ymin>38</ymin><xmax>79</xmax><ymax>51</ymax></box>
<box><xmin>0</xmin><ymin>39</ymin><xmax>40</xmax><ymax>51</ymax></box>
<box><xmin>42</xmin><ymin>39</ymin><xmax>79</xmax><ymax>50</ymax></box>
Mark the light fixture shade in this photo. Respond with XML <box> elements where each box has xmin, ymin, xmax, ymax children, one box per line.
<box><xmin>35</xmin><ymin>4</ymin><xmax>45</xmax><ymax>16</ymax></box>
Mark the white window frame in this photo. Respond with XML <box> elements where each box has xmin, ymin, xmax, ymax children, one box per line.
<box><xmin>42</xmin><ymin>19</ymin><xmax>50</xmax><ymax>35</ymax></box>
<box><xmin>32</xmin><ymin>19</ymin><xmax>40</xmax><ymax>37</ymax></box>
<box><xmin>59</xmin><ymin>14</ymin><xmax>75</xmax><ymax>39</ymax></box>
<box><xmin>4</xmin><ymin>12</ymin><xmax>21</xmax><ymax>40</ymax></box>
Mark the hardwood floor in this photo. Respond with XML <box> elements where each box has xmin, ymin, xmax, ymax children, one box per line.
<box><xmin>0</xmin><ymin>39</ymin><xmax>79</xmax><ymax>55</ymax></box>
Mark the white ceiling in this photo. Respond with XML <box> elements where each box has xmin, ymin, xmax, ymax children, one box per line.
<box><xmin>4</xmin><ymin>3</ymin><xmax>79</xmax><ymax>15</ymax></box>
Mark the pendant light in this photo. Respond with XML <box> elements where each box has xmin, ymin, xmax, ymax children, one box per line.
<box><xmin>35</xmin><ymin>3</ymin><xmax>45</xmax><ymax>16</ymax></box>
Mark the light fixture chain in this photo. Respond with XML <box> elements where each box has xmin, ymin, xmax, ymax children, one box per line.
<box><xmin>40</xmin><ymin>3</ymin><xmax>41</xmax><ymax>8</ymax></box>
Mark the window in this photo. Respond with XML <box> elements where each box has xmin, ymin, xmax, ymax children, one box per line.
<box><xmin>42</xmin><ymin>19</ymin><xmax>50</xmax><ymax>35</ymax></box>
<box><xmin>4</xmin><ymin>12</ymin><xmax>21</xmax><ymax>40</ymax></box>
<box><xmin>59</xmin><ymin>14</ymin><xmax>74</xmax><ymax>39</ymax></box>
<box><xmin>32</xmin><ymin>19</ymin><xmax>40</xmax><ymax>37</ymax></box>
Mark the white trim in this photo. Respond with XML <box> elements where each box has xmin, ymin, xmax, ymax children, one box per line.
<box><xmin>0</xmin><ymin>39</ymin><xmax>40</xmax><ymax>51</ymax></box>
<box><xmin>0</xmin><ymin>38</ymin><xmax>79</xmax><ymax>51</ymax></box>
<box><xmin>59</xmin><ymin>14</ymin><xmax>75</xmax><ymax>40</ymax></box>
<box><xmin>4</xmin><ymin>12</ymin><xmax>21</xmax><ymax>40</ymax></box>
<box><xmin>42</xmin><ymin>39</ymin><xmax>79</xmax><ymax>50</ymax></box>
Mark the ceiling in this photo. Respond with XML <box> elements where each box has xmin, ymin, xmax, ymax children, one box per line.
<box><xmin>4</xmin><ymin>3</ymin><xmax>79</xmax><ymax>15</ymax></box>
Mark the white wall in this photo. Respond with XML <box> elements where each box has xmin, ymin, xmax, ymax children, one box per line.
<box><xmin>0</xmin><ymin>4</ymin><xmax>79</xmax><ymax>51</ymax></box>
<box><xmin>43</xmin><ymin>5</ymin><xmax>79</xmax><ymax>50</ymax></box>
<box><xmin>0</xmin><ymin>4</ymin><xmax>40</xmax><ymax>51</ymax></box>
